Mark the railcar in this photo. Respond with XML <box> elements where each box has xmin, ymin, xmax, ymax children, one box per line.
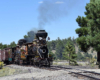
<box><xmin>0</xmin><ymin>48</ymin><xmax>12</xmax><ymax>64</ymax></box>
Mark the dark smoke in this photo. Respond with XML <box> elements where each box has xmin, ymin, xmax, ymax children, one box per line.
<box><xmin>24</xmin><ymin>0</ymin><xmax>85</xmax><ymax>42</ymax></box>
<box><xmin>24</xmin><ymin>31</ymin><xmax>35</xmax><ymax>42</ymax></box>
<box><xmin>38</xmin><ymin>0</ymin><xmax>85</xmax><ymax>28</ymax></box>
<box><xmin>24</xmin><ymin>28</ymin><xmax>38</xmax><ymax>42</ymax></box>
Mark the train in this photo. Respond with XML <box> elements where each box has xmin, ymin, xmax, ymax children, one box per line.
<box><xmin>0</xmin><ymin>30</ymin><xmax>53</xmax><ymax>67</ymax></box>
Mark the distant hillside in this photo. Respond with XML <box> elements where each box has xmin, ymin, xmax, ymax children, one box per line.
<box><xmin>51</xmin><ymin>44</ymin><xmax>97</xmax><ymax>58</ymax></box>
<box><xmin>74</xmin><ymin>44</ymin><xmax>97</xmax><ymax>57</ymax></box>
<box><xmin>47</xmin><ymin>37</ymin><xmax>97</xmax><ymax>60</ymax></box>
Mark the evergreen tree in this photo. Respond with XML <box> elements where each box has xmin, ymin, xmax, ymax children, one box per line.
<box><xmin>7</xmin><ymin>41</ymin><xmax>16</xmax><ymax>48</ymax></box>
<box><xmin>49</xmin><ymin>51</ymin><xmax>56</xmax><ymax>60</ymax></box>
<box><xmin>75</xmin><ymin>0</ymin><xmax>100</xmax><ymax>66</ymax></box>
<box><xmin>2</xmin><ymin>44</ymin><xmax>8</xmax><ymax>49</ymax></box>
<box><xmin>51</xmin><ymin>40</ymin><xmax>56</xmax><ymax>50</ymax></box>
<box><xmin>0</xmin><ymin>43</ymin><xmax>3</xmax><ymax>49</ymax></box>
<box><xmin>47</xmin><ymin>41</ymin><xmax>52</xmax><ymax>51</ymax></box>
<box><xmin>55</xmin><ymin>37</ymin><xmax>64</xmax><ymax>60</ymax></box>
<box><xmin>62</xmin><ymin>40</ymin><xmax>77</xmax><ymax>65</ymax></box>
<box><xmin>10</xmin><ymin>41</ymin><xmax>16</xmax><ymax>48</ymax></box>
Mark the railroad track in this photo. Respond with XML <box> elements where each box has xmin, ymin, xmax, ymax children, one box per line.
<box><xmin>46</xmin><ymin>66</ymin><xmax>100</xmax><ymax>80</ymax></box>
<box><xmin>6</xmin><ymin>64</ymin><xmax>100</xmax><ymax>80</ymax></box>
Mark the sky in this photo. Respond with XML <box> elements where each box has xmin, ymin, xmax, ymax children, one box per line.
<box><xmin>0</xmin><ymin>0</ymin><xmax>90</xmax><ymax>45</ymax></box>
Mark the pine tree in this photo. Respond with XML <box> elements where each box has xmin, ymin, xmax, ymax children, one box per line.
<box><xmin>55</xmin><ymin>37</ymin><xmax>64</xmax><ymax>60</ymax></box>
<box><xmin>63</xmin><ymin>40</ymin><xmax>77</xmax><ymax>65</ymax></box>
<box><xmin>0</xmin><ymin>43</ymin><xmax>3</xmax><ymax>49</ymax></box>
<box><xmin>75</xmin><ymin>0</ymin><xmax>100</xmax><ymax>67</ymax></box>
<box><xmin>49</xmin><ymin>51</ymin><xmax>56</xmax><ymax>60</ymax></box>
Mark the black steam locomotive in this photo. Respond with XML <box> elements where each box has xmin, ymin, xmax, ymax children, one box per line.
<box><xmin>0</xmin><ymin>30</ymin><xmax>53</xmax><ymax>67</ymax></box>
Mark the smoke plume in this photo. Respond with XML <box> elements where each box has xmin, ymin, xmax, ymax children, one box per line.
<box><xmin>24</xmin><ymin>28</ymin><xmax>39</xmax><ymax>42</ymax></box>
<box><xmin>24</xmin><ymin>31</ymin><xmax>35</xmax><ymax>42</ymax></box>
<box><xmin>38</xmin><ymin>0</ymin><xmax>85</xmax><ymax>28</ymax></box>
<box><xmin>24</xmin><ymin>0</ymin><xmax>85</xmax><ymax>43</ymax></box>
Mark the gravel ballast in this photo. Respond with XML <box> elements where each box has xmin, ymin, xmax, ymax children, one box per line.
<box><xmin>0</xmin><ymin>65</ymin><xmax>99</xmax><ymax>80</ymax></box>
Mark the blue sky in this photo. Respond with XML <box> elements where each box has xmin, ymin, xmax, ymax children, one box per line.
<box><xmin>0</xmin><ymin>0</ymin><xmax>90</xmax><ymax>44</ymax></box>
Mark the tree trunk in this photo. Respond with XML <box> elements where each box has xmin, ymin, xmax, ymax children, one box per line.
<box><xmin>97</xmin><ymin>51</ymin><xmax>100</xmax><ymax>62</ymax></box>
<box><xmin>97</xmin><ymin>51</ymin><xmax>100</xmax><ymax>68</ymax></box>
<box><xmin>69</xmin><ymin>53</ymin><xmax>70</xmax><ymax>65</ymax></box>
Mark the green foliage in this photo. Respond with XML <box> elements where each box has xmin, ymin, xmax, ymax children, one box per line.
<box><xmin>84</xmin><ymin>53</ymin><xmax>93</xmax><ymax>59</ymax></box>
<box><xmin>77</xmin><ymin>52</ymin><xmax>85</xmax><ymax>61</ymax></box>
<box><xmin>75</xmin><ymin>0</ymin><xmax>100</xmax><ymax>68</ymax></box>
<box><xmin>2</xmin><ymin>44</ymin><xmax>8</xmax><ymax>49</ymax></box>
<box><xmin>49</xmin><ymin>51</ymin><xmax>56</xmax><ymax>60</ymax></box>
<box><xmin>55</xmin><ymin>37</ymin><xmax>64</xmax><ymax>60</ymax></box>
<box><xmin>47</xmin><ymin>37</ymin><xmax>77</xmax><ymax>60</ymax></box>
<box><xmin>90</xmin><ymin>58</ymin><xmax>96</xmax><ymax>67</ymax></box>
<box><xmin>0</xmin><ymin>43</ymin><xmax>3</xmax><ymax>49</ymax></box>
<box><xmin>76</xmin><ymin>0</ymin><xmax>100</xmax><ymax>68</ymax></box>
<box><xmin>8</xmin><ymin>41</ymin><xmax>16</xmax><ymax>48</ymax></box>
<box><xmin>62</xmin><ymin>40</ymin><xmax>77</xmax><ymax>65</ymax></box>
<box><xmin>0</xmin><ymin>61</ymin><xmax>4</xmax><ymax>69</ymax></box>
<box><xmin>47</xmin><ymin>36</ymin><xmax>94</xmax><ymax>63</ymax></box>
<box><xmin>0</xmin><ymin>41</ymin><xmax>16</xmax><ymax>49</ymax></box>
<box><xmin>90</xmin><ymin>58</ymin><xmax>96</xmax><ymax>64</ymax></box>
<box><xmin>24</xmin><ymin>35</ymin><xmax>28</xmax><ymax>38</ymax></box>
<box><xmin>77</xmin><ymin>52</ymin><xmax>93</xmax><ymax>61</ymax></box>
<box><xmin>0</xmin><ymin>43</ymin><xmax>7</xmax><ymax>49</ymax></box>
<box><xmin>75</xmin><ymin>0</ymin><xmax>100</xmax><ymax>53</ymax></box>
<box><xmin>91</xmin><ymin>49</ymin><xmax>94</xmax><ymax>53</ymax></box>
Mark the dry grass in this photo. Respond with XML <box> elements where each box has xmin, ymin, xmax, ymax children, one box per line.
<box><xmin>53</xmin><ymin>62</ymin><xmax>69</xmax><ymax>66</ymax></box>
<box><xmin>0</xmin><ymin>67</ymin><xmax>16</xmax><ymax>77</ymax></box>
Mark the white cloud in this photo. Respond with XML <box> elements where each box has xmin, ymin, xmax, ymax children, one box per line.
<box><xmin>55</xmin><ymin>1</ymin><xmax>64</xmax><ymax>4</ymax></box>
<box><xmin>38</xmin><ymin>1</ymin><xmax>43</xmax><ymax>3</ymax></box>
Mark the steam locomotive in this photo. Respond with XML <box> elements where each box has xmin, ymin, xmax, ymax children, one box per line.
<box><xmin>0</xmin><ymin>30</ymin><xmax>53</xmax><ymax>67</ymax></box>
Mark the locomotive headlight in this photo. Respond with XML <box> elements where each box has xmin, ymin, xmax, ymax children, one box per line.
<box><xmin>42</xmin><ymin>49</ymin><xmax>46</xmax><ymax>53</ymax></box>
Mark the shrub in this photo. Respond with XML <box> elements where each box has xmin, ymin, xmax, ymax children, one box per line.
<box><xmin>0</xmin><ymin>61</ymin><xmax>4</xmax><ymax>69</ymax></box>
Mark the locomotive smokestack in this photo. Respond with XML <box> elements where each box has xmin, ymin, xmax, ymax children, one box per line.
<box><xmin>36</xmin><ymin>30</ymin><xmax>48</xmax><ymax>39</ymax></box>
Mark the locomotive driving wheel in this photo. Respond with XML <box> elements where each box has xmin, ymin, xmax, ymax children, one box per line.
<box><xmin>39</xmin><ymin>60</ymin><xmax>42</xmax><ymax>67</ymax></box>
<box><xmin>30</xmin><ymin>59</ymin><xmax>33</xmax><ymax>65</ymax></box>
<box><xmin>47</xmin><ymin>61</ymin><xmax>50</xmax><ymax>67</ymax></box>
<box><xmin>19</xmin><ymin>60</ymin><xmax>23</xmax><ymax>65</ymax></box>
